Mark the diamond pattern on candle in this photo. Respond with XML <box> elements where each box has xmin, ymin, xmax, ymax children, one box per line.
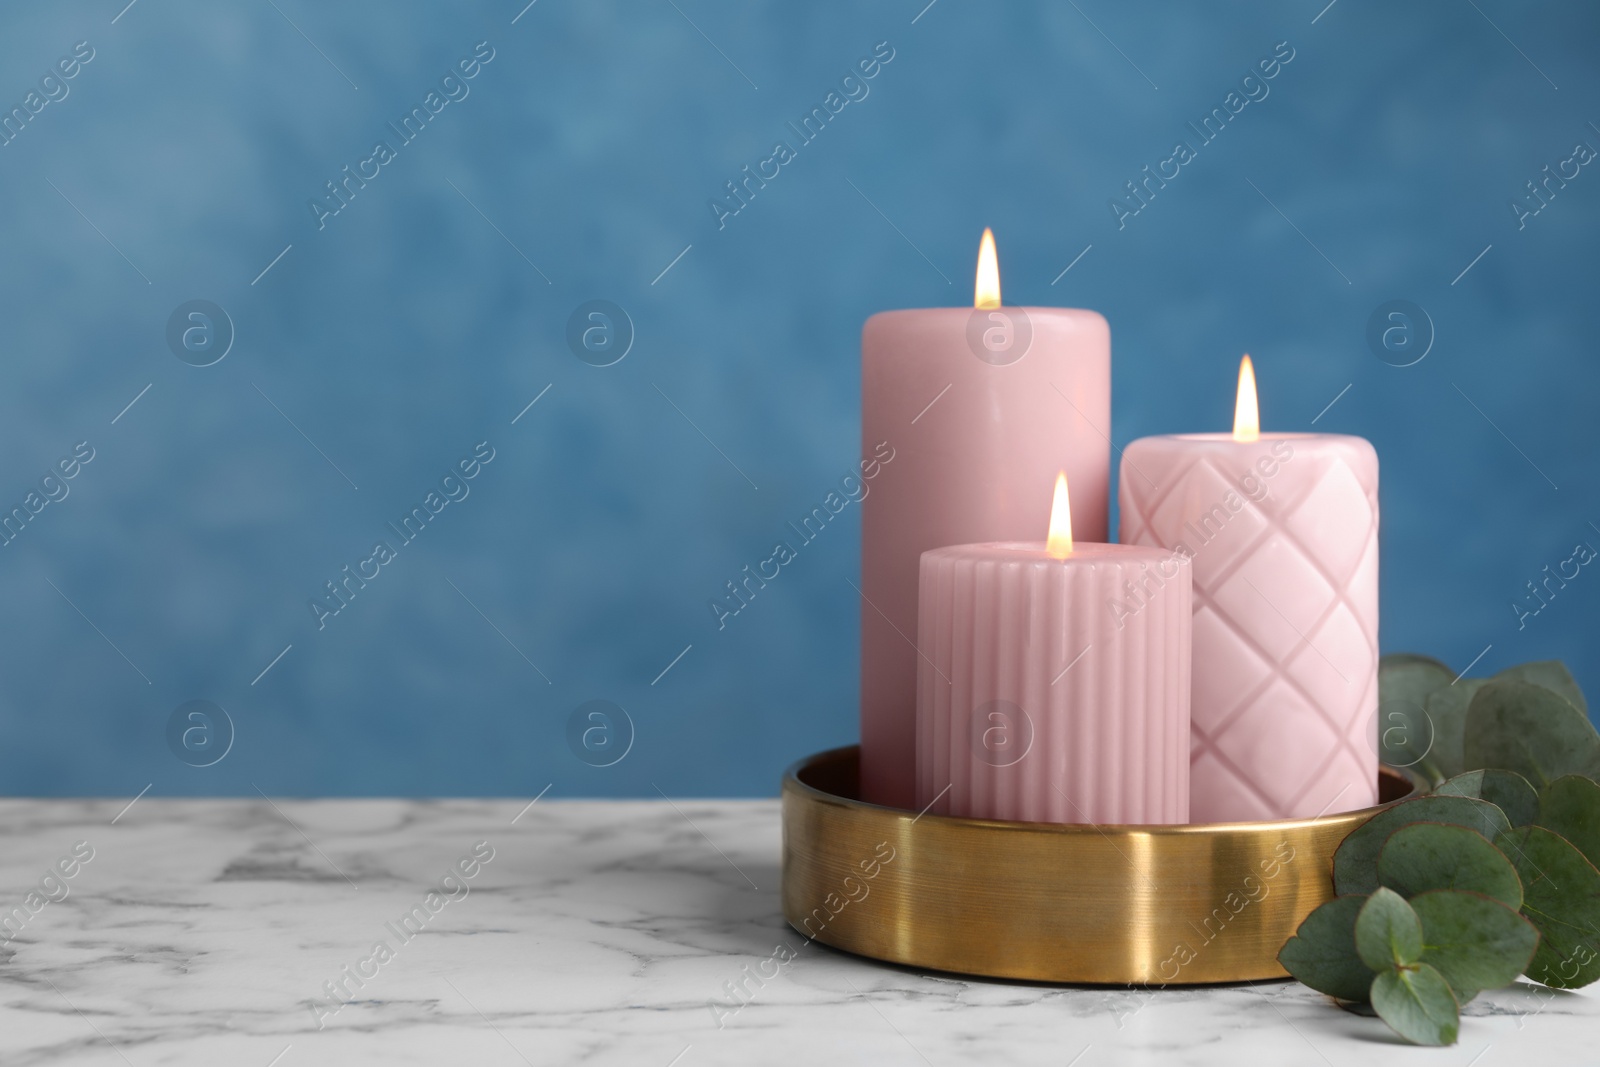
<box><xmin>1288</xmin><ymin>601</ymin><xmax>1370</xmax><ymax>703</ymax></box>
<box><xmin>1190</xmin><ymin>604</ymin><xmax>1274</xmax><ymax>725</ymax></box>
<box><xmin>1120</xmin><ymin>440</ymin><xmax>1378</xmax><ymax>822</ymax></box>
<box><xmin>1283</xmin><ymin>459</ymin><xmax>1374</xmax><ymax>584</ymax></box>
<box><xmin>1202</xmin><ymin>676</ymin><xmax>1341</xmax><ymax>813</ymax></box>
<box><xmin>1210</xmin><ymin>536</ymin><xmax>1336</xmax><ymax>664</ymax></box>
<box><xmin>1147</xmin><ymin>459</ymin><xmax>1270</xmax><ymax>575</ymax></box>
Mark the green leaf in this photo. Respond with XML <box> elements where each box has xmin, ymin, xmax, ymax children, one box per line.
<box><xmin>1334</xmin><ymin>795</ymin><xmax>1512</xmax><ymax>896</ymax></box>
<box><xmin>1419</xmin><ymin>662</ymin><xmax>1591</xmax><ymax>786</ymax></box>
<box><xmin>1495</xmin><ymin>660</ymin><xmax>1588</xmax><ymax>716</ymax></box>
<box><xmin>1380</xmin><ymin>653</ymin><xmax>1456</xmax><ymax>696</ymax></box>
<box><xmin>1410</xmin><ymin>889</ymin><xmax>1540</xmax><ymax>1000</ymax></box>
<box><xmin>1436</xmin><ymin>769</ymin><xmax>1539</xmax><ymax>828</ymax></box>
<box><xmin>1377</xmin><ymin>822</ymin><xmax>1522</xmax><ymax>908</ymax></box>
<box><xmin>1421</xmin><ymin>680</ymin><xmax>1486</xmax><ymax>784</ymax></box>
<box><xmin>1536</xmin><ymin>775</ymin><xmax>1600</xmax><ymax>868</ymax></box>
<box><xmin>1370</xmin><ymin>963</ymin><xmax>1460</xmax><ymax>1046</ymax></box>
<box><xmin>1379</xmin><ymin>655</ymin><xmax>1457</xmax><ymax>778</ymax></box>
<box><xmin>1278</xmin><ymin>895</ymin><xmax>1377</xmax><ymax>1002</ymax></box>
<box><xmin>1356</xmin><ymin>887</ymin><xmax>1423</xmax><ymax>970</ymax></box>
<box><xmin>1497</xmin><ymin>825</ymin><xmax>1600</xmax><ymax>989</ymax></box>
<box><xmin>1464</xmin><ymin>679</ymin><xmax>1600</xmax><ymax>787</ymax></box>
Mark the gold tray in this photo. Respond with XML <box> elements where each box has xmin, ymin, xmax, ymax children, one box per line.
<box><xmin>781</xmin><ymin>745</ymin><xmax>1420</xmax><ymax>985</ymax></box>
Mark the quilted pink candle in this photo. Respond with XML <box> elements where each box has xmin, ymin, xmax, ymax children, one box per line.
<box><xmin>916</xmin><ymin>474</ymin><xmax>1191</xmax><ymax>825</ymax></box>
<box><xmin>861</xmin><ymin>230</ymin><xmax>1111</xmax><ymax>809</ymax></box>
<box><xmin>1119</xmin><ymin>356</ymin><xmax>1379</xmax><ymax>823</ymax></box>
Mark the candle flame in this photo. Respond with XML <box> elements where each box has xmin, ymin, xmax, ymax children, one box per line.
<box><xmin>1046</xmin><ymin>471</ymin><xmax>1073</xmax><ymax>558</ymax></box>
<box><xmin>974</xmin><ymin>228</ymin><xmax>1000</xmax><ymax>309</ymax></box>
<box><xmin>1233</xmin><ymin>354</ymin><xmax>1260</xmax><ymax>442</ymax></box>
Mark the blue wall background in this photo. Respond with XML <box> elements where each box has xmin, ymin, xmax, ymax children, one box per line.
<box><xmin>0</xmin><ymin>1</ymin><xmax>1595</xmax><ymax>797</ymax></box>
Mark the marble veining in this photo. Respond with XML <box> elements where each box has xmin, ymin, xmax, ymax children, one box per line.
<box><xmin>0</xmin><ymin>797</ymin><xmax>1590</xmax><ymax>1065</ymax></box>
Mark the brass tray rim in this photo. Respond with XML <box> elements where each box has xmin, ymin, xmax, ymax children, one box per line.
<box><xmin>780</xmin><ymin>745</ymin><xmax>1426</xmax><ymax>985</ymax></box>
<box><xmin>783</xmin><ymin>744</ymin><xmax>1425</xmax><ymax>836</ymax></box>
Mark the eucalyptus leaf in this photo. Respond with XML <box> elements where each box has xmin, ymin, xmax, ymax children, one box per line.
<box><xmin>1334</xmin><ymin>796</ymin><xmax>1511</xmax><ymax>896</ymax></box>
<box><xmin>1496</xmin><ymin>825</ymin><xmax>1600</xmax><ymax>989</ymax></box>
<box><xmin>1288</xmin><ymin>655</ymin><xmax>1600</xmax><ymax>1043</ymax></box>
<box><xmin>1370</xmin><ymin>963</ymin><xmax>1460</xmax><ymax>1046</ymax></box>
<box><xmin>1536</xmin><ymin>775</ymin><xmax>1600</xmax><ymax>869</ymax></box>
<box><xmin>1410</xmin><ymin>889</ymin><xmax>1540</xmax><ymax>1000</ymax></box>
<box><xmin>1436</xmin><ymin>769</ymin><xmax>1540</xmax><ymax>828</ymax></box>
<box><xmin>1495</xmin><ymin>660</ymin><xmax>1588</xmax><ymax>716</ymax></box>
<box><xmin>1377</xmin><ymin>822</ymin><xmax>1522</xmax><ymax>908</ymax></box>
<box><xmin>1278</xmin><ymin>895</ymin><xmax>1376</xmax><ymax>1002</ymax></box>
<box><xmin>1464</xmin><ymin>680</ymin><xmax>1600</xmax><ymax>787</ymax></box>
<box><xmin>1379</xmin><ymin>655</ymin><xmax>1456</xmax><ymax>778</ymax></box>
<box><xmin>1419</xmin><ymin>679</ymin><xmax>1484</xmax><ymax>785</ymax></box>
<box><xmin>1355</xmin><ymin>887</ymin><xmax>1423</xmax><ymax>970</ymax></box>
<box><xmin>1380</xmin><ymin>653</ymin><xmax>1455</xmax><ymax>697</ymax></box>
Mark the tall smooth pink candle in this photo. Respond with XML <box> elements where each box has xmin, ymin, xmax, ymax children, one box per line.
<box><xmin>1119</xmin><ymin>433</ymin><xmax>1378</xmax><ymax>822</ymax></box>
<box><xmin>861</xmin><ymin>308</ymin><xmax>1110</xmax><ymax>809</ymax></box>
<box><xmin>916</xmin><ymin>541</ymin><xmax>1191</xmax><ymax>824</ymax></box>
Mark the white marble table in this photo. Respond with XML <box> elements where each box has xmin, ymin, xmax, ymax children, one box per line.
<box><xmin>0</xmin><ymin>797</ymin><xmax>1591</xmax><ymax>1065</ymax></box>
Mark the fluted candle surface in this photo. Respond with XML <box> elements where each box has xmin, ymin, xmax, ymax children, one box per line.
<box><xmin>916</xmin><ymin>541</ymin><xmax>1191</xmax><ymax>825</ymax></box>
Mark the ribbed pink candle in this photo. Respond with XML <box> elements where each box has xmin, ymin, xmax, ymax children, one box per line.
<box><xmin>861</xmin><ymin>292</ymin><xmax>1110</xmax><ymax>810</ymax></box>
<box><xmin>915</xmin><ymin>541</ymin><xmax>1191</xmax><ymax>825</ymax></box>
<box><xmin>1119</xmin><ymin>431</ymin><xmax>1378</xmax><ymax>822</ymax></box>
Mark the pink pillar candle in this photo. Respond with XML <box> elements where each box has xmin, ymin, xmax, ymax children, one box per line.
<box><xmin>1119</xmin><ymin>432</ymin><xmax>1378</xmax><ymax>822</ymax></box>
<box><xmin>915</xmin><ymin>540</ymin><xmax>1191</xmax><ymax>825</ymax></box>
<box><xmin>861</xmin><ymin>296</ymin><xmax>1110</xmax><ymax>810</ymax></box>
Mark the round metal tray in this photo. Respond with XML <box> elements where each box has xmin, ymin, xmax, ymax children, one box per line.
<box><xmin>781</xmin><ymin>745</ymin><xmax>1420</xmax><ymax>985</ymax></box>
